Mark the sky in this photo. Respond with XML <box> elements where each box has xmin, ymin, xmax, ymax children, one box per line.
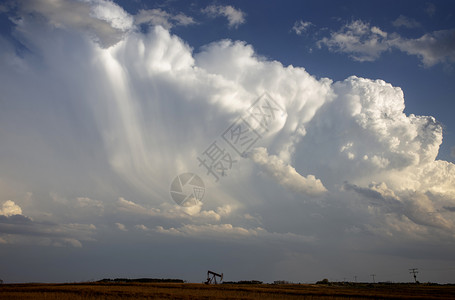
<box><xmin>0</xmin><ymin>0</ymin><xmax>455</xmax><ymax>284</ymax></box>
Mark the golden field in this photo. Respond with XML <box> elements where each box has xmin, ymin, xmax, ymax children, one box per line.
<box><xmin>1</xmin><ymin>282</ymin><xmax>455</xmax><ymax>299</ymax></box>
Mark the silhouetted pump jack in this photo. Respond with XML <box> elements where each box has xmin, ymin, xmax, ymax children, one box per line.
<box><xmin>205</xmin><ymin>270</ymin><xmax>223</xmax><ymax>284</ymax></box>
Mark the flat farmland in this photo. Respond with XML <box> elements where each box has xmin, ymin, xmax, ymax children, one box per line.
<box><xmin>1</xmin><ymin>282</ymin><xmax>455</xmax><ymax>299</ymax></box>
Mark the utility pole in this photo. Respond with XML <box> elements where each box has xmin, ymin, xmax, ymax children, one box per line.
<box><xmin>370</xmin><ymin>274</ymin><xmax>376</xmax><ymax>283</ymax></box>
<box><xmin>354</xmin><ymin>276</ymin><xmax>357</xmax><ymax>283</ymax></box>
<box><xmin>409</xmin><ymin>268</ymin><xmax>419</xmax><ymax>283</ymax></box>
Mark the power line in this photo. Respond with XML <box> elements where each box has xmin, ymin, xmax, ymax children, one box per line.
<box><xmin>420</xmin><ymin>267</ymin><xmax>455</xmax><ymax>271</ymax></box>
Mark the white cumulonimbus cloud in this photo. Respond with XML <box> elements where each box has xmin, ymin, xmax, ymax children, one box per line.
<box><xmin>298</xmin><ymin>75</ymin><xmax>455</xmax><ymax>238</ymax></box>
<box><xmin>0</xmin><ymin>0</ymin><xmax>454</xmax><ymax>249</ymax></box>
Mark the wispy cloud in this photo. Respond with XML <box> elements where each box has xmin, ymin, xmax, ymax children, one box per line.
<box><xmin>202</xmin><ymin>5</ymin><xmax>245</xmax><ymax>28</ymax></box>
<box><xmin>390</xmin><ymin>29</ymin><xmax>455</xmax><ymax>67</ymax></box>
<box><xmin>317</xmin><ymin>20</ymin><xmax>455</xmax><ymax>67</ymax></box>
<box><xmin>392</xmin><ymin>15</ymin><xmax>421</xmax><ymax>28</ymax></box>
<box><xmin>317</xmin><ymin>20</ymin><xmax>389</xmax><ymax>62</ymax></box>
<box><xmin>292</xmin><ymin>20</ymin><xmax>313</xmax><ymax>35</ymax></box>
<box><xmin>426</xmin><ymin>2</ymin><xmax>436</xmax><ymax>17</ymax></box>
<box><xmin>135</xmin><ymin>8</ymin><xmax>196</xmax><ymax>29</ymax></box>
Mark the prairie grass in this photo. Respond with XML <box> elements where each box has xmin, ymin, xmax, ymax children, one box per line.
<box><xmin>0</xmin><ymin>282</ymin><xmax>454</xmax><ymax>299</ymax></box>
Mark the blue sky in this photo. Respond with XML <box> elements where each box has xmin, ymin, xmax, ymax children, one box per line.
<box><xmin>0</xmin><ymin>0</ymin><xmax>455</xmax><ymax>284</ymax></box>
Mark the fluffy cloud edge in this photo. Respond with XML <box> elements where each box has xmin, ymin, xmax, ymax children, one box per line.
<box><xmin>249</xmin><ymin>147</ymin><xmax>327</xmax><ymax>196</ymax></box>
<box><xmin>0</xmin><ymin>200</ymin><xmax>22</xmax><ymax>217</ymax></box>
<box><xmin>152</xmin><ymin>223</ymin><xmax>315</xmax><ymax>244</ymax></box>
